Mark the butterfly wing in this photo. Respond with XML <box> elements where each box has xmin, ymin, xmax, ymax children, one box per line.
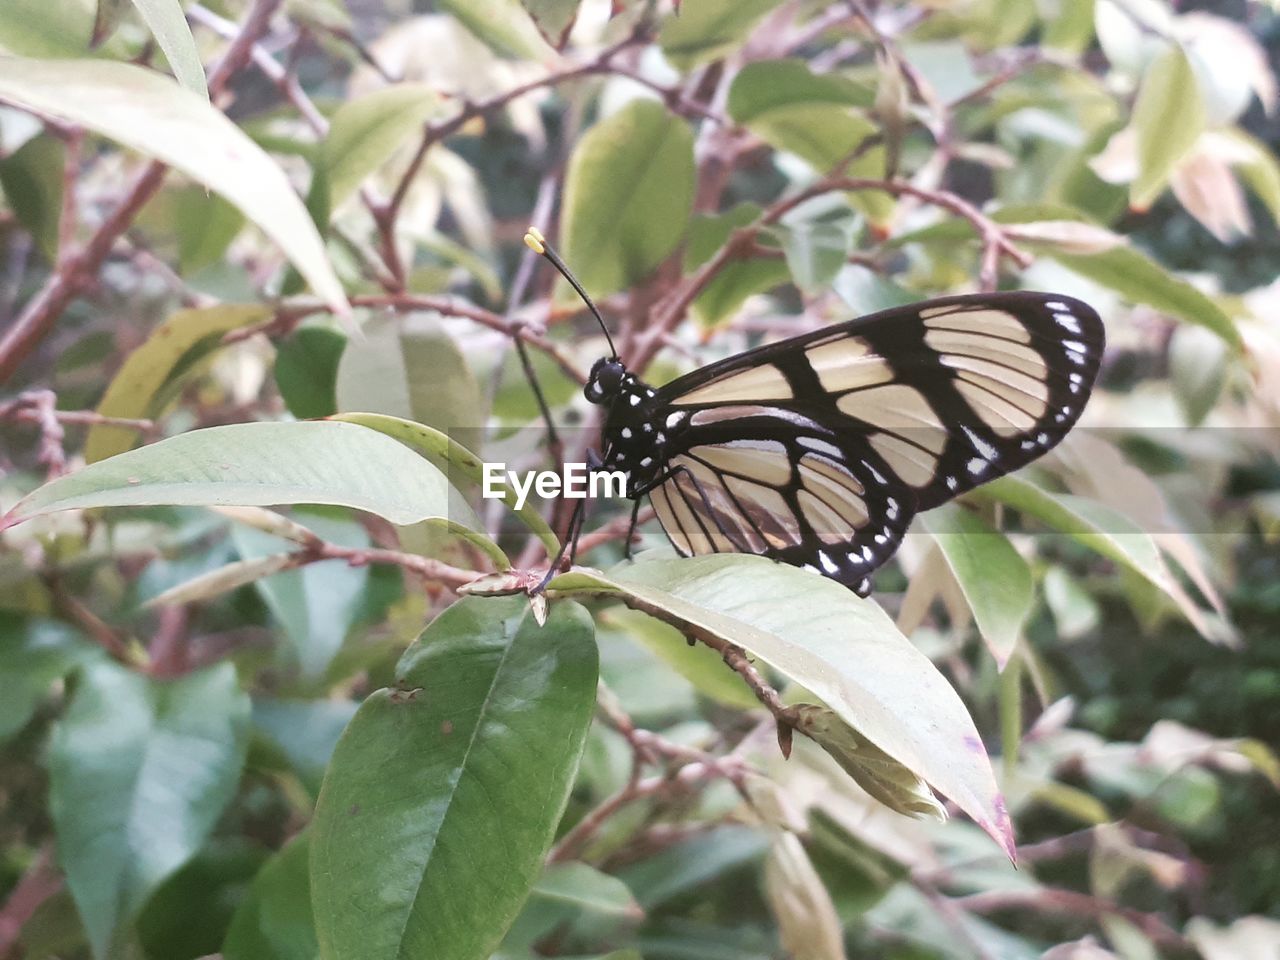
<box><xmin>641</xmin><ymin>292</ymin><xmax>1105</xmax><ymax>593</ymax></box>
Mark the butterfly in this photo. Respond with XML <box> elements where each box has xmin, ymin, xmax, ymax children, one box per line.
<box><xmin>524</xmin><ymin>228</ymin><xmax>1105</xmax><ymax>596</ymax></box>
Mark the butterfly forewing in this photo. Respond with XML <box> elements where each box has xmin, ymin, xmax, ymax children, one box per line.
<box><xmin>636</xmin><ymin>292</ymin><xmax>1104</xmax><ymax>594</ymax></box>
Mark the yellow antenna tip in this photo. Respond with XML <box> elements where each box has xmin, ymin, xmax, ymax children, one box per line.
<box><xmin>523</xmin><ymin>227</ymin><xmax>546</xmax><ymax>254</ymax></box>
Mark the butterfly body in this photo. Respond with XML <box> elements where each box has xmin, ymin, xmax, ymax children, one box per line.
<box><xmin>583</xmin><ymin>292</ymin><xmax>1105</xmax><ymax>597</ymax></box>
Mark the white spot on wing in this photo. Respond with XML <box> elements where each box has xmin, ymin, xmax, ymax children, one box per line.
<box><xmin>961</xmin><ymin>425</ymin><xmax>997</xmax><ymax>460</ymax></box>
<box><xmin>1045</xmin><ymin>300</ymin><xmax>1068</xmax><ymax>311</ymax></box>
<box><xmin>967</xmin><ymin>458</ymin><xmax>987</xmax><ymax>476</ymax></box>
<box><xmin>818</xmin><ymin>551</ymin><xmax>839</xmax><ymax>574</ymax></box>
<box><xmin>666</xmin><ymin>412</ymin><xmax>686</xmax><ymax>428</ymax></box>
<box><xmin>621</xmin><ymin>427</ymin><xmax>632</xmax><ymax>439</ymax></box>
<box><xmin>1054</xmin><ymin>312</ymin><xmax>1082</xmax><ymax>334</ymax></box>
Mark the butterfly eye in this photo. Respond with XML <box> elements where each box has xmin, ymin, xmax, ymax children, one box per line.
<box><xmin>585</xmin><ymin>357</ymin><xmax>626</xmax><ymax>403</ymax></box>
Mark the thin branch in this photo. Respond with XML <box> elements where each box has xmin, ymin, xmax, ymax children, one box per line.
<box><xmin>632</xmin><ymin>175</ymin><xmax>1031</xmax><ymax>370</ymax></box>
<box><xmin>373</xmin><ymin>26</ymin><xmax>649</xmax><ymax>286</ymax></box>
<box><xmin>0</xmin><ymin>846</ymin><xmax>60</xmax><ymax>960</ymax></box>
<box><xmin>955</xmin><ymin>888</ymin><xmax>1191</xmax><ymax>950</ymax></box>
<box><xmin>228</xmin><ymin>292</ymin><xmax>586</xmax><ymax>384</ymax></box>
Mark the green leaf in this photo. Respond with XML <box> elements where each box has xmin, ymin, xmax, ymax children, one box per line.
<box><xmin>659</xmin><ymin>0</ymin><xmax>779</xmax><ymax>70</ymax></box>
<box><xmin>792</xmin><ymin>705</ymin><xmax>947</xmax><ymax>821</ymax></box>
<box><xmin>331</xmin><ymin>412</ymin><xmax>559</xmax><ymax>553</ymax></box>
<box><xmin>170</xmin><ymin>185</ymin><xmax>245</xmax><ymax>273</ymax></box>
<box><xmin>728</xmin><ymin>60</ymin><xmax>876</xmax><ymax>174</ymax></box>
<box><xmin>233</xmin><ymin>510</ymin><xmax>370</xmax><ymax>679</ymax></box>
<box><xmin>684</xmin><ymin>204</ymin><xmax>789</xmax><ymax>329</ymax></box>
<box><xmin>533</xmin><ymin>862</ymin><xmax>643</xmax><ymax>920</ymax></box>
<box><xmin>0</xmin><ymin>58</ymin><xmax>347</xmax><ymax>312</ymax></box>
<box><xmin>0</xmin><ymin>614</ymin><xmax>97</xmax><ymax>742</ymax></box>
<box><xmin>562</xmin><ymin>100</ymin><xmax>695</xmax><ymax>297</ymax></box>
<box><xmin>922</xmin><ymin>505</ymin><xmax>1034</xmax><ymax>668</ymax></box>
<box><xmin>1168</xmin><ymin>324</ymin><xmax>1228</xmax><ymax>426</ymax></box>
<box><xmin>275</xmin><ymin>326</ymin><xmax>346</xmax><ymax>420</ymax></box>
<box><xmin>322</xmin><ymin>84</ymin><xmax>440</xmax><ymax>210</ymax></box>
<box><xmin>223</xmin><ymin>833</ymin><xmax>319</xmax><ymax>960</ymax></box>
<box><xmin>1042</xmin><ymin>566</ymin><xmax>1100</xmax><ymax>640</ymax></box>
<box><xmin>130</xmin><ymin>0</ymin><xmax>208</xmax><ymax>99</ymax></box>
<box><xmin>136</xmin><ymin>841</ymin><xmax>267</xmax><ymax>960</ymax></box>
<box><xmin>144</xmin><ymin>552</ymin><xmax>300</xmax><ymax>609</ymax></box>
<box><xmin>1223</xmin><ymin>128</ymin><xmax>1280</xmax><ymax>226</ymax></box>
<box><xmin>0</xmin><ymin>0</ymin><xmax>105</xmax><ymax>56</ymax></box>
<box><xmin>973</xmin><ymin>475</ymin><xmax>1197</xmax><ymax>621</ymax></box>
<box><xmin>3</xmin><ymin>421</ymin><xmax>457</xmax><ymax>531</ymax></box>
<box><xmin>521</xmin><ymin>0</ymin><xmax>580</xmax><ymax>45</ymax></box>
<box><xmin>551</xmin><ymin>555</ymin><xmax>1015</xmax><ymax>859</ymax></box>
<box><xmin>1131</xmin><ymin>46</ymin><xmax>1206</xmax><ymax>209</ymax></box>
<box><xmin>772</xmin><ymin>220</ymin><xmax>853</xmax><ymax>293</ymax></box>
<box><xmin>335</xmin><ymin>314</ymin><xmax>486</xmax><ymax>456</ymax></box>
<box><xmin>252</xmin><ymin>698</ymin><xmax>359</xmax><ymax>796</ymax></box>
<box><xmin>311</xmin><ymin>596</ymin><xmax>599</xmax><ymax>960</ymax></box>
<box><xmin>85</xmin><ymin>304</ymin><xmax>271</xmax><ymax>463</ymax></box>
<box><xmin>602</xmin><ymin>607</ymin><xmax>758</xmax><ymax>710</ymax></box>
<box><xmin>49</xmin><ymin>660</ymin><xmax>250</xmax><ymax>959</ymax></box>
<box><xmin>1051</xmin><ymin>245</ymin><xmax>1239</xmax><ymax>347</ymax></box>
<box><xmin>0</xmin><ymin>133</ymin><xmax>64</xmax><ymax>262</ymax></box>
<box><xmin>437</xmin><ymin>0</ymin><xmax>556</xmax><ymax>59</ymax></box>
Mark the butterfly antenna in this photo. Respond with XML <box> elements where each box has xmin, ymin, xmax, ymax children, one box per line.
<box><xmin>524</xmin><ymin>226</ymin><xmax>618</xmax><ymax>359</ymax></box>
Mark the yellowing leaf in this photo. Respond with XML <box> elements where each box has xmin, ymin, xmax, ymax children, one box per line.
<box><xmin>1131</xmin><ymin>46</ymin><xmax>1206</xmax><ymax>210</ymax></box>
<box><xmin>85</xmin><ymin>305</ymin><xmax>270</xmax><ymax>463</ymax></box>
<box><xmin>1170</xmin><ymin>149</ymin><xmax>1251</xmax><ymax>242</ymax></box>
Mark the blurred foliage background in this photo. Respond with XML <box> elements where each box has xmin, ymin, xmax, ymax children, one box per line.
<box><xmin>2</xmin><ymin>0</ymin><xmax>1280</xmax><ymax>959</ymax></box>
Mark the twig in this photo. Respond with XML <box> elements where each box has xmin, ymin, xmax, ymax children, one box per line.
<box><xmin>228</xmin><ymin>292</ymin><xmax>586</xmax><ymax>384</ymax></box>
<box><xmin>373</xmin><ymin>26</ymin><xmax>649</xmax><ymax>286</ymax></box>
<box><xmin>955</xmin><ymin>888</ymin><xmax>1191</xmax><ymax>950</ymax></box>
<box><xmin>54</xmin><ymin>128</ymin><xmax>84</xmax><ymax>262</ymax></box>
<box><xmin>0</xmin><ymin>846</ymin><xmax>60</xmax><ymax>960</ymax></box>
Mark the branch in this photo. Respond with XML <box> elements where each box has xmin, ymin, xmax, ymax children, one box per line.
<box><xmin>0</xmin><ymin>846</ymin><xmax>60</xmax><ymax>959</ymax></box>
<box><xmin>228</xmin><ymin>292</ymin><xmax>587</xmax><ymax>384</ymax></box>
<box><xmin>373</xmin><ymin>26</ymin><xmax>649</xmax><ymax>286</ymax></box>
<box><xmin>631</xmin><ymin>175</ymin><xmax>1032</xmax><ymax>370</ymax></box>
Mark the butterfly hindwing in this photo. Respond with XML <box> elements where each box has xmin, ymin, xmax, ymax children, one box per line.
<box><xmin>632</xmin><ymin>292</ymin><xmax>1104</xmax><ymax>592</ymax></box>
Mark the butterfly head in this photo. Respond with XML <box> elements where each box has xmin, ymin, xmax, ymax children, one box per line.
<box><xmin>585</xmin><ymin>356</ymin><xmax>628</xmax><ymax>404</ymax></box>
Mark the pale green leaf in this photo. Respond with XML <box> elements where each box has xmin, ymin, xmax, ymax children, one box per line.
<box><xmin>551</xmin><ymin>554</ymin><xmax>1015</xmax><ymax>859</ymax></box>
<box><xmin>1131</xmin><ymin>46</ymin><xmax>1206</xmax><ymax>209</ymax></box>
<box><xmin>330</xmin><ymin>412</ymin><xmax>557</xmax><ymax>553</ymax></box>
<box><xmin>1051</xmin><ymin>245</ymin><xmax>1239</xmax><ymax>347</ymax></box>
<box><xmin>2</xmin><ymin>421</ymin><xmax>457</xmax><ymax>531</ymax></box>
<box><xmin>562</xmin><ymin>99</ymin><xmax>695</xmax><ymax>297</ymax></box>
<box><xmin>131</xmin><ymin>0</ymin><xmax>208</xmax><ymax>98</ymax></box>
<box><xmin>322</xmin><ymin>84</ymin><xmax>440</xmax><ymax>210</ymax></box>
<box><xmin>659</xmin><ymin>0</ymin><xmax>779</xmax><ymax>70</ymax></box>
<box><xmin>0</xmin><ymin>58</ymin><xmax>347</xmax><ymax>312</ymax></box>
<box><xmin>922</xmin><ymin>505</ymin><xmax>1034</xmax><ymax>668</ymax></box>
<box><xmin>437</xmin><ymin>0</ymin><xmax>555</xmax><ymax>60</ymax></box>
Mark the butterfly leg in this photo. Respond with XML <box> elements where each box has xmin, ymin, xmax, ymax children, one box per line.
<box><xmin>534</xmin><ymin>497</ymin><xmax>587</xmax><ymax>594</ymax></box>
<box><xmin>622</xmin><ymin>496</ymin><xmax>643</xmax><ymax>561</ymax></box>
